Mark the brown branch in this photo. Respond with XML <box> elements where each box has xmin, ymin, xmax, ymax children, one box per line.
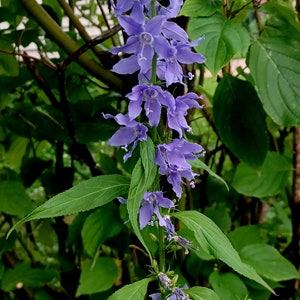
<box><xmin>96</xmin><ymin>0</ymin><xmax>117</xmax><ymax>46</ymax></box>
<box><xmin>59</xmin><ymin>23</ymin><xmax>121</xmax><ymax>69</ymax></box>
<box><xmin>57</xmin><ymin>0</ymin><xmax>105</xmax><ymax>59</ymax></box>
<box><xmin>23</xmin><ymin>55</ymin><xmax>60</xmax><ymax>109</ymax></box>
<box><xmin>56</xmin><ymin>63</ymin><xmax>102</xmax><ymax>177</ymax></box>
<box><xmin>291</xmin><ymin>128</ymin><xmax>300</xmax><ymax>291</ymax></box>
<box><xmin>0</xmin><ymin>48</ymin><xmax>56</xmax><ymax>70</ymax></box>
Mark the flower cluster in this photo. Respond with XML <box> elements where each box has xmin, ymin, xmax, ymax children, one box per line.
<box><xmin>106</xmin><ymin>0</ymin><xmax>205</xmax><ymax>298</ymax></box>
<box><xmin>111</xmin><ymin>0</ymin><xmax>205</xmax><ymax>86</ymax></box>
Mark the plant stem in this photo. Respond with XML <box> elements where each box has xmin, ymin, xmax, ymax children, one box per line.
<box><xmin>158</xmin><ymin>222</ymin><xmax>165</xmax><ymax>272</ymax></box>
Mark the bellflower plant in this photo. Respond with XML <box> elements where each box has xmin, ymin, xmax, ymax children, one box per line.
<box><xmin>106</xmin><ymin>0</ymin><xmax>206</xmax><ymax>298</ymax></box>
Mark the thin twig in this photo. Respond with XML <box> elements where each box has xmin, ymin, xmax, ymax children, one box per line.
<box><xmin>59</xmin><ymin>24</ymin><xmax>121</xmax><ymax>69</ymax></box>
<box><xmin>0</xmin><ymin>48</ymin><xmax>56</xmax><ymax>70</ymax></box>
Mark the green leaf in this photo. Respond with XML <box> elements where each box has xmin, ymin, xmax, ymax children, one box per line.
<box><xmin>213</xmin><ymin>75</ymin><xmax>269</xmax><ymax>168</ymax></box>
<box><xmin>187</xmin><ymin>286</ymin><xmax>221</xmax><ymax>300</ymax></box>
<box><xmin>228</xmin><ymin>225</ymin><xmax>262</xmax><ymax>252</ymax></box>
<box><xmin>173</xmin><ymin>210</ymin><xmax>273</xmax><ymax>293</ymax></box>
<box><xmin>0</xmin><ymin>38</ymin><xmax>19</xmax><ymax>77</ymax></box>
<box><xmin>209</xmin><ymin>272</ymin><xmax>248</xmax><ymax>300</ymax></box>
<box><xmin>127</xmin><ymin>138</ymin><xmax>158</xmax><ymax>259</ymax></box>
<box><xmin>108</xmin><ymin>277</ymin><xmax>153</xmax><ymax>300</ymax></box>
<box><xmin>8</xmin><ymin>175</ymin><xmax>130</xmax><ymax>236</ymax></box>
<box><xmin>180</xmin><ymin>0</ymin><xmax>222</xmax><ymax>17</ymax></box>
<box><xmin>204</xmin><ymin>205</ymin><xmax>231</xmax><ymax>232</ymax></box>
<box><xmin>189</xmin><ymin>159</ymin><xmax>229</xmax><ymax>190</ymax></box>
<box><xmin>232</xmin><ymin>151</ymin><xmax>292</xmax><ymax>197</ymax></box>
<box><xmin>0</xmin><ymin>262</ymin><xmax>57</xmax><ymax>291</ymax></box>
<box><xmin>248</xmin><ymin>3</ymin><xmax>300</xmax><ymax>125</ymax></box>
<box><xmin>81</xmin><ymin>204</ymin><xmax>124</xmax><ymax>257</ymax></box>
<box><xmin>76</xmin><ymin>257</ymin><xmax>118</xmax><ymax>296</ymax></box>
<box><xmin>188</xmin><ymin>13</ymin><xmax>250</xmax><ymax>75</ymax></box>
<box><xmin>0</xmin><ymin>180</ymin><xmax>33</xmax><ymax>216</ymax></box>
<box><xmin>240</xmin><ymin>244</ymin><xmax>300</xmax><ymax>281</ymax></box>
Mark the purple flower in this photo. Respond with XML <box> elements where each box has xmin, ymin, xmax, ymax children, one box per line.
<box><xmin>155</xmin><ymin>139</ymin><xmax>205</xmax><ymax>197</ymax></box>
<box><xmin>167</xmin><ymin>285</ymin><xmax>190</xmax><ymax>300</ymax></box>
<box><xmin>164</xmin><ymin>215</ymin><xmax>176</xmax><ymax>240</ymax></box>
<box><xmin>126</xmin><ymin>84</ymin><xmax>175</xmax><ymax>126</ymax></box>
<box><xmin>103</xmin><ymin>113</ymin><xmax>148</xmax><ymax>161</ymax></box>
<box><xmin>149</xmin><ymin>293</ymin><xmax>161</xmax><ymax>300</ymax></box>
<box><xmin>112</xmin><ymin>0</ymin><xmax>151</xmax><ymax>18</ymax></box>
<box><xmin>110</xmin><ymin>14</ymin><xmax>166</xmax><ymax>75</ymax></box>
<box><xmin>161</xmin><ymin>21</ymin><xmax>189</xmax><ymax>43</ymax></box>
<box><xmin>158</xmin><ymin>0</ymin><xmax>183</xmax><ymax>19</ymax></box>
<box><xmin>170</xmin><ymin>235</ymin><xmax>194</xmax><ymax>255</ymax></box>
<box><xmin>155</xmin><ymin>139</ymin><xmax>204</xmax><ymax>198</ymax></box>
<box><xmin>158</xmin><ymin>272</ymin><xmax>172</xmax><ymax>290</ymax></box>
<box><xmin>139</xmin><ymin>191</ymin><xmax>174</xmax><ymax>230</ymax></box>
<box><xmin>167</xmin><ymin>92</ymin><xmax>204</xmax><ymax>137</ymax></box>
<box><xmin>156</xmin><ymin>38</ymin><xmax>206</xmax><ymax>86</ymax></box>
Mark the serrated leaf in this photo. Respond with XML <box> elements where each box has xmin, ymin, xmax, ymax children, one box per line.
<box><xmin>232</xmin><ymin>151</ymin><xmax>292</xmax><ymax>197</ymax></box>
<box><xmin>76</xmin><ymin>257</ymin><xmax>118</xmax><ymax>296</ymax></box>
<box><xmin>81</xmin><ymin>204</ymin><xmax>124</xmax><ymax>257</ymax></box>
<box><xmin>108</xmin><ymin>277</ymin><xmax>153</xmax><ymax>300</ymax></box>
<box><xmin>188</xmin><ymin>13</ymin><xmax>250</xmax><ymax>75</ymax></box>
<box><xmin>187</xmin><ymin>286</ymin><xmax>221</xmax><ymax>300</ymax></box>
<box><xmin>173</xmin><ymin>210</ymin><xmax>273</xmax><ymax>293</ymax></box>
<box><xmin>8</xmin><ymin>175</ymin><xmax>130</xmax><ymax>236</ymax></box>
<box><xmin>240</xmin><ymin>244</ymin><xmax>300</xmax><ymax>281</ymax></box>
<box><xmin>248</xmin><ymin>3</ymin><xmax>300</xmax><ymax>125</ymax></box>
<box><xmin>180</xmin><ymin>0</ymin><xmax>222</xmax><ymax>17</ymax></box>
<box><xmin>213</xmin><ymin>75</ymin><xmax>269</xmax><ymax>168</ymax></box>
<box><xmin>127</xmin><ymin>138</ymin><xmax>158</xmax><ymax>259</ymax></box>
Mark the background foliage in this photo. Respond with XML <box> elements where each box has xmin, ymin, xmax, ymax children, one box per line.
<box><xmin>0</xmin><ymin>0</ymin><xmax>300</xmax><ymax>299</ymax></box>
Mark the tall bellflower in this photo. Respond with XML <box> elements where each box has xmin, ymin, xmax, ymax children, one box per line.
<box><xmin>106</xmin><ymin>0</ymin><xmax>206</xmax><ymax>297</ymax></box>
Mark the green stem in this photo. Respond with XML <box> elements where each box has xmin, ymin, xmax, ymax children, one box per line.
<box><xmin>158</xmin><ymin>222</ymin><xmax>165</xmax><ymax>272</ymax></box>
<box><xmin>150</xmin><ymin>0</ymin><xmax>156</xmax><ymax>18</ymax></box>
<box><xmin>151</xmin><ymin>54</ymin><xmax>158</xmax><ymax>84</ymax></box>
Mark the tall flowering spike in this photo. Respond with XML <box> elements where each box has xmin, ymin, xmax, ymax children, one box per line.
<box><xmin>155</xmin><ymin>139</ymin><xmax>205</xmax><ymax>197</ymax></box>
<box><xmin>139</xmin><ymin>191</ymin><xmax>174</xmax><ymax>230</ymax></box>
<box><xmin>103</xmin><ymin>113</ymin><xmax>148</xmax><ymax>161</ymax></box>
<box><xmin>127</xmin><ymin>84</ymin><xmax>175</xmax><ymax>126</ymax></box>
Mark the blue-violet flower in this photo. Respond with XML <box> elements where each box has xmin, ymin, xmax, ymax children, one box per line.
<box><xmin>110</xmin><ymin>14</ymin><xmax>165</xmax><ymax>75</ymax></box>
<box><xmin>103</xmin><ymin>113</ymin><xmax>148</xmax><ymax>161</ymax></box>
<box><xmin>155</xmin><ymin>139</ymin><xmax>205</xmax><ymax>197</ymax></box>
<box><xmin>126</xmin><ymin>84</ymin><xmax>175</xmax><ymax>126</ymax></box>
<box><xmin>167</xmin><ymin>92</ymin><xmax>203</xmax><ymax>137</ymax></box>
<box><xmin>139</xmin><ymin>191</ymin><xmax>174</xmax><ymax>229</ymax></box>
<box><xmin>167</xmin><ymin>285</ymin><xmax>190</xmax><ymax>300</ymax></box>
